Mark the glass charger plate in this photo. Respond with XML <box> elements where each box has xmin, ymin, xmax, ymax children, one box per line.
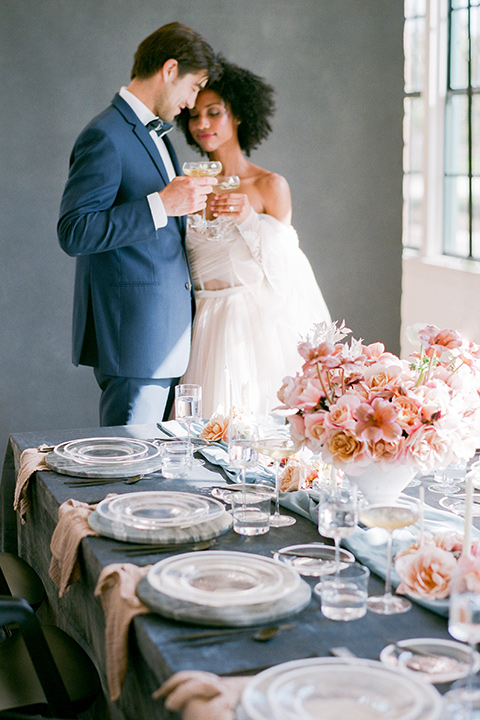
<box><xmin>53</xmin><ymin>437</ymin><xmax>160</xmax><ymax>465</ymax></box>
<box><xmin>95</xmin><ymin>491</ymin><xmax>223</xmax><ymax>530</ymax></box>
<box><xmin>147</xmin><ymin>551</ymin><xmax>300</xmax><ymax>607</ymax></box>
<box><xmin>380</xmin><ymin>638</ymin><xmax>480</xmax><ymax>684</ymax></box>
<box><xmin>439</xmin><ymin>494</ymin><xmax>480</xmax><ymax>517</ymax></box>
<box><xmin>273</xmin><ymin>543</ymin><xmax>355</xmax><ymax>577</ymax></box>
<box><xmin>240</xmin><ymin>658</ymin><xmax>443</xmax><ymax>720</ymax></box>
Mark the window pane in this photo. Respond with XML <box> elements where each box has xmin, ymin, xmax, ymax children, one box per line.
<box><xmin>472</xmin><ymin>177</ymin><xmax>480</xmax><ymax>258</ymax></box>
<box><xmin>472</xmin><ymin>7</ymin><xmax>480</xmax><ymax>87</ymax></box>
<box><xmin>444</xmin><ymin>175</ymin><xmax>470</xmax><ymax>255</ymax></box>
<box><xmin>404</xmin><ymin>97</ymin><xmax>424</xmax><ymax>172</ymax></box>
<box><xmin>405</xmin><ymin>17</ymin><xmax>426</xmax><ymax>92</ymax></box>
<box><xmin>451</xmin><ymin>0</ymin><xmax>469</xmax><ymax>10</ymax></box>
<box><xmin>403</xmin><ymin>173</ymin><xmax>424</xmax><ymax>249</ymax></box>
<box><xmin>445</xmin><ymin>94</ymin><xmax>469</xmax><ymax>174</ymax></box>
<box><xmin>473</xmin><ymin>93</ymin><xmax>480</xmax><ymax>173</ymax></box>
<box><xmin>405</xmin><ymin>0</ymin><xmax>426</xmax><ymax>17</ymax></box>
<box><xmin>450</xmin><ymin>8</ymin><xmax>469</xmax><ymax>89</ymax></box>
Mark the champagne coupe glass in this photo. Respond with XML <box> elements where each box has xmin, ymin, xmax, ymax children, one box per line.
<box><xmin>317</xmin><ymin>481</ymin><xmax>358</xmax><ymax>582</ymax></box>
<box><xmin>182</xmin><ymin>161</ymin><xmax>223</xmax><ymax>224</ymax></box>
<box><xmin>174</xmin><ymin>384</ymin><xmax>202</xmax><ymax>466</ymax></box>
<box><xmin>254</xmin><ymin>434</ymin><xmax>297</xmax><ymax>527</ymax></box>
<box><xmin>227</xmin><ymin>418</ymin><xmax>259</xmax><ymax>495</ymax></box>
<box><xmin>358</xmin><ymin>495</ymin><xmax>420</xmax><ymax>614</ymax></box>
<box><xmin>214</xmin><ymin>175</ymin><xmax>240</xmax><ymax>193</ymax></box>
<box><xmin>444</xmin><ymin>572</ymin><xmax>480</xmax><ymax>718</ymax></box>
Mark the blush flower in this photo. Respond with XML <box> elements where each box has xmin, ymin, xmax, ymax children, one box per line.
<box><xmin>354</xmin><ymin>397</ymin><xmax>402</xmax><ymax>443</ymax></box>
<box><xmin>395</xmin><ymin>545</ymin><xmax>457</xmax><ymax>600</ymax></box>
<box><xmin>200</xmin><ymin>413</ymin><xmax>229</xmax><ymax>442</ymax></box>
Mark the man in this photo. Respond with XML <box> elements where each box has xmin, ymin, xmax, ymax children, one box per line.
<box><xmin>58</xmin><ymin>23</ymin><xmax>218</xmax><ymax>425</ymax></box>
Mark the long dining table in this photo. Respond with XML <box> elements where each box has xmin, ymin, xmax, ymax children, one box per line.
<box><xmin>0</xmin><ymin>422</ymin><xmax>467</xmax><ymax>720</ymax></box>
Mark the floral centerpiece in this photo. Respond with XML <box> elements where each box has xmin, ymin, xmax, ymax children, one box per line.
<box><xmin>277</xmin><ymin>321</ymin><xmax>480</xmax><ymax>489</ymax></box>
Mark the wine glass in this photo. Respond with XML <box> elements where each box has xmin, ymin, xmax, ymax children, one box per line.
<box><xmin>317</xmin><ymin>481</ymin><xmax>358</xmax><ymax>581</ymax></box>
<box><xmin>358</xmin><ymin>495</ymin><xmax>420</xmax><ymax>614</ymax></box>
<box><xmin>182</xmin><ymin>160</ymin><xmax>223</xmax><ymax>224</ymax></box>
<box><xmin>254</xmin><ymin>434</ymin><xmax>297</xmax><ymax>527</ymax></box>
<box><xmin>174</xmin><ymin>384</ymin><xmax>202</xmax><ymax>466</ymax></box>
<box><xmin>428</xmin><ymin>461</ymin><xmax>466</xmax><ymax>496</ymax></box>
<box><xmin>444</xmin><ymin>572</ymin><xmax>480</xmax><ymax>718</ymax></box>
<box><xmin>227</xmin><ymin>418</ymin><xmax>259</xmax><ymax>495</ymax></box>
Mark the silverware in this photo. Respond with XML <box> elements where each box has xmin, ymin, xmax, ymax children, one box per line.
<box><xmin>113</xmin><ymin>539</ymin><xmax>213</xmax><ymax>556</ymax></box>
<box><xmin>64</xmin><ymin>475</ymin><xmax>144</xmax><ymax>488</ymax></box>
<box><xmin>170</xmin><ymin>623</ymin><xmax>294</xmax><ymax>645</ymax></box>
<box><xmin>329</xmin><ymin>646</ymin><xmax>357</xmax><ymax>658</ymax></box>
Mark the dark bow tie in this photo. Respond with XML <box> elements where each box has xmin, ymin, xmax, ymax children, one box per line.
<box><xmin>146</xmin><ymin>118</ymin><xmax>173</xmax><ymax>138</ymax></box>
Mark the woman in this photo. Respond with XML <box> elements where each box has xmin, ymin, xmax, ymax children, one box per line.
<box><xmin>177</xmin><ymin>58</ymin><xmax>331</xmax><ymax>417</ymax></box>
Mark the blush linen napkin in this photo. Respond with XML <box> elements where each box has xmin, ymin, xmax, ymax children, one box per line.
<box><xmin>14</xmin><ymin>447</ymin><xmax>49</xmax><ymax>523</ymax></box>
<box><xmin>49</xmin><ymin>498</ymin><xmax>101</xmax><ymax>597</ymax></box>
<box><xmin>94</xmin><ymin>563</ymin><xmax>151</xmax><ymax>702</ymax></box>
<box><xmin>154</xmin><ymin>670</ymin><xmax>248</xmax><ymax>720</ymax></box>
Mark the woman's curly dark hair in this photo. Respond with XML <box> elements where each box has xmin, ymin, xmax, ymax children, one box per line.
<box><xmin>176</xmin><ymin>56</ymin><xmax>276</xmax><ymax>157</ymax></box>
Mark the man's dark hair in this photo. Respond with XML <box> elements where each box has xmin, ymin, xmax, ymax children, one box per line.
<box><xmin>177</xmin><ymin>55</ymin><xmax>276</xmax><ymax>157</ymax></box>
<box><xmin>131</xmin><ymin>22</ymin><xmax>218</xmax><ymax>80</ymax></box>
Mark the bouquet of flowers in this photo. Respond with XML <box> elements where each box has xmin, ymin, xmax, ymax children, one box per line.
<box><xmin>277</xmin><ymin>321</ymin><xmax>480</xmax><ymax>475</ymax></box>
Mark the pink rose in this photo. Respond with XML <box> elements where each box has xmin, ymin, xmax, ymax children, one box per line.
<box><xmin>395</xmin><ymin>545</ymin><xmax>457</xmax><ymax>600</ymax></box>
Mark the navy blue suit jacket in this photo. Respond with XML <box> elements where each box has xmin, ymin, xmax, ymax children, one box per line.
<box><xmin>58</xmin><ymin>93</ymin><xmax>194</xmax><ymax>379</ymax></box>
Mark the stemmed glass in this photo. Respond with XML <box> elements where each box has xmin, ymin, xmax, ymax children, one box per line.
<box><xmin>358</xmin><ymin>495</ymin><xmax>420</xmax><ymax>614</ymax></box>
<box><xmin>428</xmin><ymin>461</ymin><xmax>467</xmax><ymax>496</ymax></box>
<box><xmin>317</xmin><ymin>481</ymin><xmax>358</xmax><ymax>580</ymax></box>
<box><xmin>444</xmin><ymin>572</ymin><xmax>480</xmax><ymax>718</ymax></box>
<box><xmin>182</xmin><ymin>161</ymin><xmax>223</xmax><ymax>225</ymax></box>
<box><xmin>254</xmin><ymin>434</ymin><xmax>297</xmax><ymax>527</ymax></box>
<box><xmin>227</xmin><ymin>418</ymin><xmax>259</xmax><ymax>496</ymax></box>
<box><xmin>174</xmin><ymin>384</ymin><xmax>202</xmax><ymax>466</ymax></box>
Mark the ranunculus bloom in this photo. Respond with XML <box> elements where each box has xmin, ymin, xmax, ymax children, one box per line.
<box><xmin>201</xmin><ymin>414</ymin><xmax>229</xmax><ymax>442</ymax></box>
<box><xmin>354</xmin><ymin>397</ymin><xmax>402</xmax><ymax>443</ymax></box>
<box><xmin>323</xmin><ymin>394</ymin><xmax>361</xmax><ymax>432</ymax></box>
<box><xmin>395</xmin><ymin>545</ymin><xmax>457</xmax><ymax>600</ymax></box>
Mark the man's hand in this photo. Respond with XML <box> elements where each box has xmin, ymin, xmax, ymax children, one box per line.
<box><xmin>159</xmin><ymin>177</ymin><xmax>217</xmax><ymax>217</ymax></box>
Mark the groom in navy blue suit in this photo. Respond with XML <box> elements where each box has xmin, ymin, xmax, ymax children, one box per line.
<box><xmin>58</xmin><ymin>23</ymin><xmax>218</xmax><ymax>426</ymax></box>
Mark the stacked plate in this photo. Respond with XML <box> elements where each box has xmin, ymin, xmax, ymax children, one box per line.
<box><xmin>137</xmin><ymin>551</ymin><xmax>311</xmax><ymax>626</ymax></box>
<box><xmin>88</xmin><ymin>491</ymin><xmax>232</xmax><ymax>544</ymax></box>
<box><xmin>45</xmin><ymin>437</ymin><xmax>164</xmax><ymax>478</ymax></box>
<box><xmin>236</xmin><ymin>658</ymin><xmax>443</xmax><ymax>720</ymax></box>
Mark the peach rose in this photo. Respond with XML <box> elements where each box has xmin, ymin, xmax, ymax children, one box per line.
<box><xmin>200</xmin><ymin>414</ymin><xmax>229</xmax><ymax>442</ymax></box>
<box><xmin>325</xmin><ymin>428</ymin><xmax>366</xmax><ymax>465</ymax></box>
<box><xmin>395</xmin><ymin>545</ymin><xmax>457</xmax><ymax>600</ymax></box>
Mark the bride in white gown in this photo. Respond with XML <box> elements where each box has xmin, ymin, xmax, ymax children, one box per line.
<box><xmin>177</xmin><ymin>58</ymin><xmax>331</xmax><ymax>417</ymax></box>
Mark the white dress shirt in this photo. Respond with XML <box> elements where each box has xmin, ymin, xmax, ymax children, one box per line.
<box><xmin>119</xmin><ymin>86</ymin><xmax>176</xmax><ymax>229</ymax></box>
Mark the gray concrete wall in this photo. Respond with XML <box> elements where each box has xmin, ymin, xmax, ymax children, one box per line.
<box><xmin>0</xmin><ymin>0</ymin><xmax>404</xmax><ymax>456</ymax></box>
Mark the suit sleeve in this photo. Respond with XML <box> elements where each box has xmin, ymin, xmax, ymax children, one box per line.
<box><xmin>57</xmin><ymin>126</ymin><xmax>157</xmax><ymax>257</ymax></box>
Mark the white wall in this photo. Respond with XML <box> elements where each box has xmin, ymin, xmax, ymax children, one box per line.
<box><xmin>401</xmin><ymin>254</ymin><xmax>480</xmax><ymax>355</ymax></box>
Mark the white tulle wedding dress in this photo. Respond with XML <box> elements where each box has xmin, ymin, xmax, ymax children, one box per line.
<box><xmin>181</xmin><ymin>209</ymin><xmax>331</xmax><ymax>417</ymax></box>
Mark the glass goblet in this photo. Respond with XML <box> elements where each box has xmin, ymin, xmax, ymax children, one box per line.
<box><xmin>174</xmin><ymin>384</ymin><xmax>202</xmax><ymax>466</ymax></box>
<box><xmin>254</xmin><ymin>435</ymin><xmax>296</xmax><ymax>527</ymax></box>
<box><xmin>182</xmin><ymin>160</ymin><xmax>223</xmax><ymax>224</ymax></box>
<box><xmin>227</xmin><ymin>419</ymin><xmax>259</xmax><ymax>496</ymax></box>
<box><xmin>317</xmin><ymin>481</ymin><xmax>358</xmax><ymax>582</ymax></box>
<box><xmin>358</xmin><ymin>495</ymin><xmax>420</xmax><ymax>615</ymax></box>
<box><xmin>444</xmin><ymin>572</ymin><xmax>480</xmax><ymax>719</ymax></box>
<box><xmin>428</xmin><ymin>462</ymin><xmax>466</xmax><ymax>496</ymax></box>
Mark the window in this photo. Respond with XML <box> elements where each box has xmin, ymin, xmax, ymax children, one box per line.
<box><xmin>403</xmin><ymin>0</ymin><xmax>480</xmax><ymax>261</ymax></box>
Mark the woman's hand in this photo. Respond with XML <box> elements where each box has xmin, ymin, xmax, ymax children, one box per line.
<box><xmin>210</xmin><ymin>192</ymin><xmax>251</xmax><ymax>223</ymax></box>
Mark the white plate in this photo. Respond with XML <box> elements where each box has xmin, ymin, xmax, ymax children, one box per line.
<box><xmin>240</xmin><ymin>658</ymin><xmax>443</xmax><ymax>720</ymax></box>
<box><xmin>380</xmin><ymin>637</ymin><xmax>480</xmax><ymax>684</ymax></box>
<box><xmin>439</xmin><ymin>495</ymin><xmax>480</xmax><ymax>517</ymax></box>
<box><xmin>147</xmin><ymin>551</ymin><xmax>300</xmax><ymax>607</ymax></box>
<box><xmin>95</xmin><ymin>491</ymin><xmax>224</xmax><ymax>530</ymax></box>
<box><xmin>273</xmin><ymin>544</ymin><xmax>355</xmax><ymax>577</ymax></box>
<box><xmin>53</xmin><ymin>437</ymin><xmax>161</xmax><ymax>465</ymax></box>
